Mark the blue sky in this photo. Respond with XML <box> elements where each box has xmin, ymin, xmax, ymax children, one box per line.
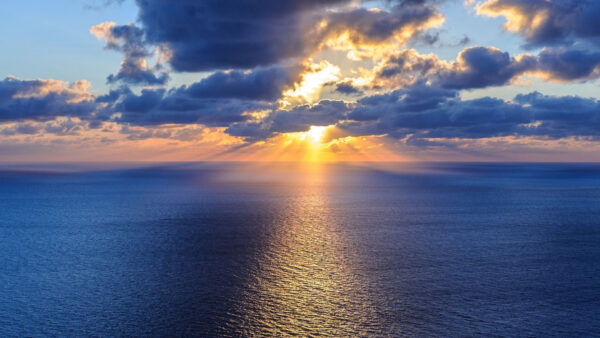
<box><xmin>0</xmin><ymin>0</ymin><xmax>137</xmax><ymax>93</ymax></box>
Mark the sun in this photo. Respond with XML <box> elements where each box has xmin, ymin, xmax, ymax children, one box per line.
<box><xmin>305</xmin><ymin>126</ymin><xmax>327</xmax><ymax>144</ymax></box>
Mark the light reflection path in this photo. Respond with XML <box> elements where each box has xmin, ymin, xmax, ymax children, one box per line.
<box><xmin>219</xmin><ymin>165</ymin><xmax>386</xmax><ymax>336</ymax></box>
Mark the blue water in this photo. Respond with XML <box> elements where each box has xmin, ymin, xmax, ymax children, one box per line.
<box><xmin>1</xmin><ymin>162</ymin><xmax>599</xmax><ymax>336</ymax></box>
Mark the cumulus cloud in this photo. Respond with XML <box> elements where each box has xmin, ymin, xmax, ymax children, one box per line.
<box><xmin>6</xmin><ymin>0</ymin><xmax>600</xmax><ymax>156</ymax></box>
<box><xmin>132</xmin><ymin>0</ymin><xmax>442</xmax><ymax>71</ymax></box>
<box><xmin>104</xmin><ymin>88</ymin><xmax>271</xmax><ymax>127</ymax></box>
<box><xmin>222</xmin><ymin>81</ymin><xmax>600</xmax><ymax>147</ymax></box>
<box><xmin>338</xmin><ymin>84</ymin><xmax>600</xmax><ymax>142</ymax></box>
<box><xmin>536</xmin><ymin>49</ymin><xmax>600</xmax><ymax>81</ymax></box>
<box><xmin>0</xmin><ymin>77</ymin><xmax>96</xmax><ymax>122</ymax></box>
<box><xmin>134</xmin><ymin>0</ymin><xmax>350</xmax><ymax>71</ymax></box>
<box><xmin>91</xmin><ymin>22</ymin><xmax>169</xmax><ymax>85</ymax></box>
<box><xmin>334</xmin><ymin>82</ymin><xmax>363</xmax><ymax>95</ymax></box>
<box><xmin>435</xmin><ymin>47</ymin><xmax>536</xmax><ymax>89</ymax></box>
<box><xmin>2</xmin><ymin>75</ymin><xmax>600</xmax><ymax>152</ymax></box>
<box><xmin>92</xmin><ymin>65</ymin><xmax>311</xmax><ymax>127</ymax></box>
<box><xmin>315</xmin><ymin>4</ymin><xmax>444</xmax><ymax>55</ymax></box>
<box><xmin>476</xmin><ymin>0</ymin><xmax>600</xmax><ymax>47</ymax></box>
<box><xmin>371</xmin><ymin>46</ymin><xmax>600</xmax><ymax>90</ymax></box>
<box><xmin>226</xmin><ymin>100</ymin><xmax>351</xmax><ymax>140</ymax></box>
<box><xmin>184</xmin><ymin>66</ymin><xmax>302</xmax><ymax>101</ymax></box>
<box><xmin>0</xmin><ymin>73</ymin><xmax>278</xmax><ymax>131</ymax></box>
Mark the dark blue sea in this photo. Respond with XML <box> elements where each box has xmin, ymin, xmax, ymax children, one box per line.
<box><xmin>1</xmin><ymin>162</ymin><xmax>599</xmax><ymax>336</ymax></box>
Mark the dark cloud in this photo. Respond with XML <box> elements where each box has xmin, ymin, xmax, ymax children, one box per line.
<box><xmin>338</xmin><ymin>84</ymin><xmax>600</xmax><ymax>142</ymax></box>
<box><xmin>270</xmin><ymin>100</ymin><xmax>350</xmax><ymax>133</ymax></box>
<box><xmin>223</xmin><ymin>82</ymin><xmax>600</xmax><ymax>145</ymax></box>
<box><xmin>373</xmin><ymin>47</ymin><xmax>535</xmax><ymax>89</ymax></box>
<box><xmin>536</xmin><ymin>49</ymin><xmax>600</xmax><ymax>81</ymax></box>
<box><xmin>225</xmin><ymin>122</ymin><xmax>274</xmax><ymax>141</ymax></box>
<box><xmin>134</xmin><ymin>0</ymin><xmax>350</xmax><ymax>71</ymax></box>
<box><xmin>352</xmin><ymin>83</ymin><xmax>457</xmax><ymax>119</ymax></box>
<box><xmin>374</xmin><ymin>49</ymin><xmax>441</xmax><ymax>85</ymax></box>
<box><xmin>478</xmin><ymin>0</ymin><xmax>600</xmax><ymax>48</ymax></box>
<box><xmin>0</xmin><ymin>74</ymin><xmax>283</xmax><ymax>129</ymax></box>
<box><xmin>133</xmin><ymin>0</ymin><xmax>441</xmax><ymax>71</ymax></box>
<box><xmin>184</xmin><ymin>66</ymin><xmax>301</xmax><ymax>101</ymax></box>
<box><xmin>226</xmin><ymin>100</ymin><xmax>351</xmax><ymax>139</ymax></box>
<box><xmin>0</xmin><ymin>123</ymin><xmax>41</xmax><ymax>136</ymax></box>
<box><xmin>334</xmin><ymin>82</ymin><xmax>362</xmax><ymax>95</ymax></box>
<box><xmin>438</xmin><ymin>47</ymin><xmax>600</xmax><ymax>86</ymax></box>
<box><xmin>97</xmin><ymin>65</ymin><xmax>305</xmax><ymax>126</ymax></box>
<box><xmin>436</xmin><ymin>47</ymin><xmax>536</xmax><ymax>89</ymax></box>
<box><xmin>2</xmin><ymin>75</ymin><xmax>600</xmax><ymax>146</ymax></box>
<box><xmin>95</xmin><ymin>86</ymin><xmax>132</xmax><ymax>103</ymax></box>
<box><xmin>514</xmin><ymin>91</ymin><xmax>600</xmax><ymax>139</ymax></box>
<box><xmin>0</xmin><ymin>77</ymin><xmax>96</xmax><ymax>122</ymax></box>
<box><xmin>374</xmin><ymin>46</ymin><xmax>600</xmax><ymax>90</ymax></box>
<box><xmin>106</xmin><ymin>88</ymin><xmax>271</xmax><ymax>127</ymax></box>
<box><xmin>318</xmin><ymin>4</ymin><xmax>442</xmax><ymax>46</ymax></box>
<box><xmin>91</xmin><ymin>22</ymin><xmax>169</xmax><ymax>85</ymax></box>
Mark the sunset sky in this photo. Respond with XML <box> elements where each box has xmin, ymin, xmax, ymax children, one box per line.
<box><xmin>2</xmin><ymin>0</ymin><xmax>600</xmax><ymax>162</ymax></box>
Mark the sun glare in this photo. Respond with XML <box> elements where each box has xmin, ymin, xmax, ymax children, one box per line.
<box><xmin>306</xmin><ymin>126</ymin><xmax>327</xmax><ymax>144</ymax></box>
<box><xmin>280</xmin><ymin>60</ymin><xmax>341</xmax><ymax>107</ymax></box>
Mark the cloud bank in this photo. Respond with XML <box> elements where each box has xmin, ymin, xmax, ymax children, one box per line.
<box><xmin>2</xmin><ymin>0</ymin><xmax>600</xmax><ymax>160</ymax></box>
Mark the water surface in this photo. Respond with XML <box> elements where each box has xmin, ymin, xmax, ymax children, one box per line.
<box><xmin>1</xmin><ymin>162</ymin><xmax>599</xmax><ymax>336</ymax></box>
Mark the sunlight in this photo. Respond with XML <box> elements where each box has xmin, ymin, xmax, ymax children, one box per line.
<box><xmin>280</xmin><ymin>60</ymin><xmax>341</xmax><ymax>107</ymax></box>
<box><xmin>305</xmin><ymin>126</ymin><xmax>327</xmax><ymax>144</ymax></box>
<box><xmin>213</xmin><ymin>126</ymin><xmax>410</xmax><ymax>162</ymax></box>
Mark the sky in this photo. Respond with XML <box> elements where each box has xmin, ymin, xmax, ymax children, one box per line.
<box><xmin>1</xmin><ymin>0</ymin><xmax>600</xmax><ymax>162</ymax></box>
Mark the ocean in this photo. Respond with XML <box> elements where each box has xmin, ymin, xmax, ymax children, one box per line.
<box><xmin>1</xmin><ymin>162</ymin><xmax>599</xmax><ymax>336</ymax></box>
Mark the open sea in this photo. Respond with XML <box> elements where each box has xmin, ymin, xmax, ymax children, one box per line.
<box><xmin>1</xmin><ymin>162</ymin><xmax>599</xmax><ymax>336</ymax></box>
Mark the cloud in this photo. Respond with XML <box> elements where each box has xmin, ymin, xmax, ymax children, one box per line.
<box><xmin>105</xmin><ymin>88</ymin><xmax>271</xmax><ymax>127</ymax></box>
<box><xmin>91</xmin><ymin>22</ymin><xmax>169</xmax><ymax>85</ymax></box>
<box><xmin>226</xmin><ymin>100</ymin><xmax>351</xmax><ymax>139</ymax></box>
<box><xmin>334</xmin><ymin>82</ymin><xmax>363</xmax><ymax>95</ymax></box>
<box><xmin>371</xmin><ymin>46</ymin><xmax>600</xmax><ymax>90</ymax></box>
<box><xmin>1</xmin><ymin>71</ymin><xmax>283</xmax><ymax>129</ymax></box>
<box><xmin>435</xmin><ymin>46</ymin><xmax>536</xmax><ymax>89</ymax></box>
<box><xmin>514</xmin><ymin>91</ymin><xmax>600</xmax><ymax>139</ymax></box>
<box><xmin>338</xmin><ymin>84</ymin><xmax>600</xmax><ymax>142</ymax></box>
<box><xmin>223</xmin><ymin>81</ymin><xmax>600</xmax><ymax>146</ymax></box>
<box><xmin>133</xmin><ymin>0</ymin><xmax>351</xmax><ymax>71</ymax></box>
<box><xmin>43</xmin><ymin>118</ymin><xmax>86</xmax><ymax>135</ymax></box>
<box><xmin>476</xmin><ymin>0</ymin><xmax>600</xmax><ymax>48</ymax></box>
<box><xmin>0</xmin><ymin>123</ymin><xmax>42</xmax><ymax>136</ymax></box>
<box><xmin>0</xmin><ymin>118</ymin><xmax>87</xmax><ymax>137</ymax></box>
<box><xmin>184</xmin><ymin>66</ymin><xmax>302</xmax><ymax>101</ymax></box>
<box><xmin>132</xmin><ymin>0</ymin><xmax>442</xmax><ymax>71</ymax></box>
<box><xmin>316</xmin><ymin>4</ymin><xmax>444</xmax><ymax>52</ymax></box>
<box><xmin>371</xmin><ymin>46</ymin><xmax>537</xmax><ymax>89</ymax></box>
<box><xmin>536</xmin><ymin>48</ymin><xmax>600</xmax><ymax>81</ymax></box>
<box><xmin>0</xmin><ymin>77</ymin><xmax>97</xmax><ymax>122</ymax></box>
<box><xmin>269</xmin><ymin>100</ymin><xmax>350</xmax><ymax>133</ymax></box>
<box><xmin>95</xmin><ymin>64</ymin><xmax>310</xmax><ymax>127</ymax></box>
<box><xmin>3</xmin><ymin>75</ymin><xmax>600</xmax><ymax>157</ymax></box>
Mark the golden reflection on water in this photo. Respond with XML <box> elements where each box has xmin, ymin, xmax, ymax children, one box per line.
<box><xmin>220</xmin><ymin>164</ymin><xmax>384</xmax><ymax>336</ymax></box>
